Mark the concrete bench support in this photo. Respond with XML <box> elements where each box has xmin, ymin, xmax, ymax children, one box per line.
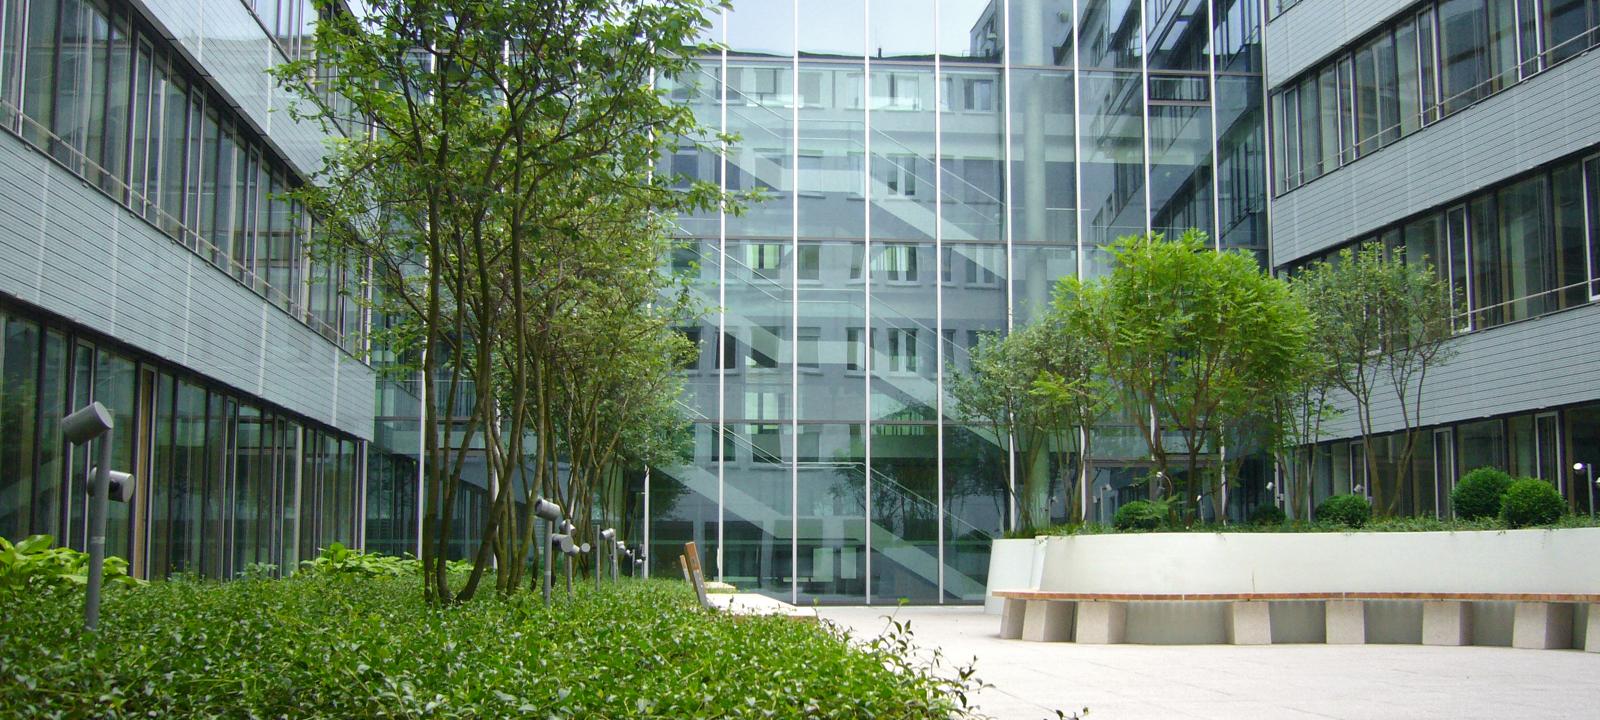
<box><xmin>1585</xmin><ymin>605</ymin><xmax>1600</xmax><ymax>653</ymax></box>
<box><xmin>1225</xmin><ymin>601</ymin><xmax>1272</xmax><ymax>645</ymax></box>
<box><xmin>1325</xmin><ymin>600</ymin><xmax>1365</xmax><ymax>644</ymax></box>
<box><xmin>1021</xmin><ymin>600</ymin><xmax>1075</xmax><ymax>642</ymax></box>
<box><xmin>1074</xmin><ymin>601</ymin><xmax>1125</xmax><ymax>644</ymax></box>
<box><xmin>1000</xmin><ymin>597</ymin><xmax>1027</xmax><ymax>639</ymax></box>
<box><xmin>1422</xmin><ymin>601</ymin><xmax>1473</xmax><ymax>646</ymax></box>
<box><xmin>1512</xmin><ymin>602</ymin><xmax>1574</xmax><ymax>649</ymax></box>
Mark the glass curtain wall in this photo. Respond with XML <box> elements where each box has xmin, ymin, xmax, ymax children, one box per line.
<box><xmin>649</xmin><ymin>0</ymin><xmax>1266</xmax><ymax>604</ymax></box>
<box><xmin>0</xmin><ymin>302</ymin><xmax>362</xmax><ymax>579</ymax></box>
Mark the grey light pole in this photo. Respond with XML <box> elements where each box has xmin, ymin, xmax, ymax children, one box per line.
<box><xmin>596</xmin><ymin>527</ymin><xmax>615</xmax><ymax>589</ymax></box>
<box><xmin>533</xmin><ymin>498</ymin><xmax>563</xmax><ymax>604</ymax></box>
<box><xmin>62</xmin><ymin>402</ymin><xmax>113</xmax><ymax>631</ymax></box>
<box><xmin>1576</xmin><ymin>463</ymin><xmax>1595</xmax><ymax>519</ymax></box>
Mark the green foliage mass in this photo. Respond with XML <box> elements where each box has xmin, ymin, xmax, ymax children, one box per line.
<box><xmin>0</xmin><ymin>575</ymin><xmax>989</xmax><ymax>719</ymax></box>
<box><xmin>0</xmin><ymin>535</ymin><xmax>142</xmax><ymax>593</ymax></box>
<box><xmin>1113</xmin><ymin>499</ymin><xmax>1168</xmax><ymax>531</ymax></box>
<box><xmin>1500</xmin><ymin>478</ymin><xmax>1567</xmax><ymax>528</ymax></box>
<box><xmin>1451</xmin><ymin>467</ymin><xmax>1513</xmax><ymax>520</ymax></box>
<box><xmin>1315</xmin><ymin>494</ymin><xmax>1372</xmax><ymax>528</ymax></box>
<box><xmin>1248</xmin><ymin>504</ymin><xmax>1288</xmax><ymax>526</ymax></box>
<box><xmin>1038</xmin><ymin>514</ymin><xmax>1600</xmax><ymax>536</ymax></box>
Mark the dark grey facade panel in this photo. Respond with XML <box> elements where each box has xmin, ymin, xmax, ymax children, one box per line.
<box><xmin>1320</xmin><ymin>304</ymin><xmax>1600</xmax><ymax>437</ymax></box>
<box><xmin>1266</xmin><ymin>0</ymin><xmax>1413</xmax><ymax>88</ymax></box>
<box><xmin>0</xmin><ymin>134</ymin><xmax>374</xmax><ymax>440</ymax></box>
<box><xmin>1271</xmin><ymin>50</ymin><xmax>1600</xmax><ymax>265</ymax></box>
<box><xmin>133</xmin><ymin>0</ymin><xmax>328</xmax><ymax>180</ymax></box>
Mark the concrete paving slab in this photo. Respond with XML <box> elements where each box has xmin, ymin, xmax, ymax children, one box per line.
<box><xmin>814</xmin><ymin>605</ymin><xmax>1600</xmax><ymax>720</ymax></box>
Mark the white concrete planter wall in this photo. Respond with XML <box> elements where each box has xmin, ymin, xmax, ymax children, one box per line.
<box><xmin>1021</xmin><ymin>528</ymin><xmax>1600</xmax><ymax>596</ymax></box>
<box><xmin>987</xmin><ymin>528</ymin><xmax>1600</xmax><ymax>648</ymax></box>
<box><xmin>983</xmin><ymin>538</ymin><xmax>1048</xmax><ymax>614</ymax></box>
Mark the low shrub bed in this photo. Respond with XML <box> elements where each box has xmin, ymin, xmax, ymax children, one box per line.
<box><xmin>0</xmin><ymin>573</ymin><xmax>986</xmax><ymax>719</ymax></box>
<box><xmin>1029</xmin><ymin>513</ymin><xmax>1600</xmax><ymax>537</ymax></box>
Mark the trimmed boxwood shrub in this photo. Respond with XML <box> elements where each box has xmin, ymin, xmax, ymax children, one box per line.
<box><xmin>1451</xmin><ymin>466</ymin><xmax>1512</xmax><ymax>519</ymax></box>
<box><xmin>1113</xmin><ymin>499</ymin><xmax>1166</xmax><ymax>531</ymax></box>
<box><xmin>1316</xmin><ymin>494</ymin><xmax>1372</xmax><ymax>528</ymax></box>
<box><xmin>1248</xmin><ymin>504</ymin><xmax>1287</xmax><ymax>526</ymax></box>
<box><xmin>1500</xmin><ymin>477</ymin><xmax>1566</xmax><ymax>528</ymax></box>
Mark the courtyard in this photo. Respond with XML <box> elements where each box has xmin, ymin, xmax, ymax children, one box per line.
<box><xmin>818</xmin><ymin>605</ymin><xmax>1600</xmax><ymax>720</ymax></box>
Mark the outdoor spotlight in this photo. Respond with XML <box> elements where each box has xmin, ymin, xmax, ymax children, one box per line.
<box><xmin>91</xmin><ymin>469</ymin><xmax>136</xmax><ymax>504</ymax></box>
<box><xmin>551</xmin><ymin>532</ymin><xmax>577</xmax><ymax>554</ymax></box>
<box><xmin>616</xmin><ymin>540</ymin><xmax>626</xmax><ymax>551</ymax></box>
<box><xmin>533</xmin><ymin>497</ymin><xmax>563</xmax><ymax>522</ymax></box>
<box><xmin>560</xmin><ymin>519</ymin><xmax>575</xmax><ymax>535</ymax></box>
<box><xmin>580</xmin><ymin>542</ymin><xmax>592</xmax><ymax>554</ymax></box>
<box><xmin>600</xmin><ymin>527</ymin><xmax>616</xmax><ymax>541</ymax></box>
<box><xmin>1576</xmin><ymin>462</ymin><xmax>1589</xmax><ymax>472</ymax></box>
<box><xmin>62</xmin><ymin>402</ymin><xmax>113</xmax><ymax>444</ymax></box>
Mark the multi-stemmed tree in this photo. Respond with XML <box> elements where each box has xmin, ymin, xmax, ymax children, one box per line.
<box><xmin>275</xmin><ymin>0</ymin><xmax>724</xmax><ymax>602</ymax></box>
<box><xmin>1292</xmin><ymin>242</ymin><xmax>1455</xmax><ymax>516</ymax></box>
<box><xmin>1057</xmin><ymin>231</ymin><xmax>1313</xmax><ymax>524</ymax></box>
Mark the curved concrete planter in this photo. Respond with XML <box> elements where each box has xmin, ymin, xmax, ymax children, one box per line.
<box><xmin>987</xmin><ymin>528</ymin><xmax>1600</xmax><ymax>649</ymax></box>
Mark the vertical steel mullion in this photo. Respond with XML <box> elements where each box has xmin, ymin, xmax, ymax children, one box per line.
<box><xmin>862</xmin><ymin>0</ymin><xmax>873</xmax><ymax>606</ymax></box>
<box><xmin>789</xmin><ymin>0</ymin><xmax>800</xmax><ymax>606</ymax></box>
<box><xmin>1209</xmin><ymin>0</ymin><xmax>1221</xmax><ymax>251</ymax></box>
<box><xmin>1067</xmin><ymin>0</ymin><xmax>1083</xmax><ymax>530</ymax></box>
<box><xmin>933</xmin><ymin>0</ymin><xmax>945</xmax><ymax>604</ymax></box>
<box><xmin>716</xmin><ymin>13</ymin><xmax>727</xmax><ymax>584</ymax></box>
<box><xmin>643</xmin><ymin>466</ymin><xmax>651</xmax><ymax>578</ymax></box>
<box><xmin>1140</xmin><ymin>0</ymin><xmax>1152</xmax><ymax>236</ymax></box>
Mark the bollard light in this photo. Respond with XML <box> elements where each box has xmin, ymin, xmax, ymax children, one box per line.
<box><xmin>536</xmin><ymin>498</ymin><xmax>563</xmax><ymax>605</ymax></box>
<box><xmin>62</xmin><ymin>402</ymin><xmax>115</xmax><ymax>632</ymax></box>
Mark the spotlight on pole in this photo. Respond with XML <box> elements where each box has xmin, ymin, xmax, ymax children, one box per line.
<box><xmin>62</xmin><ymin>402</ymin><xmax>120</xmax><ymax>632</ymax></box>
<box><xmin>535</xmin><ymin>498</ymin><xmax>564</xmax><ymax>605</ymax></box>
<box><xmin>596</xmin><ymin>528</ymin><xmax>616</xmax><ymax>588</ymax></box>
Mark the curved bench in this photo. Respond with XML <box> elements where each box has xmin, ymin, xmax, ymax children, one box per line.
<box><xmin>994</xmin><ymin>589</ymin><xmax>1600</xmax><ymax>650</ymax></box>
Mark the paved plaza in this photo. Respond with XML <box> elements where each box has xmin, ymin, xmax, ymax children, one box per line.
<box><xmin>813</xmin><ymin>605</ymin><xmax>1600</xmax><ymax>720</ymax></box>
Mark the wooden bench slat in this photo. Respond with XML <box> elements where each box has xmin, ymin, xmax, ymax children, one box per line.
<box><xmin>992</xmin><ymin>590</ymin><xmax>1600</xmax><ymax>603</ymax></box>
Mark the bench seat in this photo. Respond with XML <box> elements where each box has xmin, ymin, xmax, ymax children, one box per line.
<box><xmin>993</xmin><ymin>590</ymin><xmax>1600</xmax><ymax>651</ymax></box>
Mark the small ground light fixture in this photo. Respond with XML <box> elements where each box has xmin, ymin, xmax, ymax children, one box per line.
<box><xmin>1576</xmin><ymin>463</ymin><xmax>1595</xmax><ymax>519</ymax></box>
<box><xmin>536</xmin><ymin>498</ymin><xmax>564</xmax><ymax>604</ymax></box>
<box><xmin>596</xmin><ymin>528</ymin><xmax>616</xmax><ymax>589</ymax></box>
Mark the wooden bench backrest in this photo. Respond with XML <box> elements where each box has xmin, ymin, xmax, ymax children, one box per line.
<box><xmin>683</xmin><ymin>541</ymin><xmax>712</xmax><ymax>609</ymax></box>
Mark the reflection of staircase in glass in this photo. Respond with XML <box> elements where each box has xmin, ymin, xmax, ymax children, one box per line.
<box><xmin>666</xmin><ymin>401</ymin><xmax>989</xmax><ymax>601</ymax></box>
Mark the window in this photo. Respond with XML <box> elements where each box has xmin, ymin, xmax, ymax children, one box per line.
<box><xmin>1587</xmin><ymin>157</ymin><xmax>1600</xmax><ymax>299</ymax></box>
<box><xmin>797</xmin><ymin>243</ymin><xmax>820</xmax><ymax>281</ymax></box>
<box><xmin>1446</xmin><ymin>205</ymin><xmax>1473</xmax><ymax>331</ymax></box>
<box><xmin>1439</xmin><ymin>0</ymin><xmax>1490</xmax><ymax>113</ymax></box>
<box><xmin>744</xmin><ymin>242</ymin><xmax>782</xmax><ymax>279</ymax></box>
<box><xmin>798</xmin><ymin>327</ymin><xmax>820</xmax><ymax>369</ymax></box>
<box><xmin>845</xmin><ymin>328</ymin><xmax>864</xmax><ymax>371</ymax></box>
<box><xmin>875</xmin><ymin>243</ymin><xmax>918</xmax><ymax>282</ymax></box>
<box><xmin>886</xmin><ymin>329</ymin><xmax>918</xmax><ymax>373</ymax></box>
<box><xmin>746</xmin><ymin>326</ymin><xmax>781</xmax><ymax>369</ymax></box>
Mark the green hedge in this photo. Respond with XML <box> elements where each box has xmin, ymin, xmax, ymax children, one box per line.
<box><xmin>1452</xmin><ymin>467</ymin><xmax>1514</xmax><ymax>520</ymax></box>
<box><xmin>1501</xmin><ymin>478</ymin><xmax>1566</xmax><ymax>528</ymax></box>
<box><xmin>1315</xmin><ymin>494</ymin><xmax>1372</xmax><ymax>528</ymax></box>
<box><xmin>0</xmin><ymin>575</ymin><xmax>988</xmax><ymax>719</ymax></box>
<box><xmin>1113</xmin><ymin>499</ymin><xmax>1167</xmax><ymax>531</ymax></box>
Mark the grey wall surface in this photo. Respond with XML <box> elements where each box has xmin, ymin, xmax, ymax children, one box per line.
<box><xmin>131</xmin><ymin>0</ymin><xmax>331</xmax><ymax>182</ymax></box>
<box><xmin>1266</xmin><ymin>0</ymin><xmax>1412</xmax><ymax>89</ymax></box>
<box><xmin>1270</xmin><ymin>50</ymin><xmax>1600</xmax><ymax>266</ymax></box>
<box><xmin>0</xmin><ymin>133</ymin><xmax>373</xmax><ymax>440</ymax></box>
<box><xmin>1319</xmin><ymin>303</ymin><xmax>1600</xmax><ymax>438</ymax></box>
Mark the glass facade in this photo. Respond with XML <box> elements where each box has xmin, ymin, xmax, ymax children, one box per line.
<box><xmin>0</xmin><ymin>0</ymin><xmax>365</xmax><ymax>350</ymax></box>
<box><xmin>1270</xmin><ymin>0</ymin><xmax>1600</xmax><ymax>194</ymax></box>
<box><xmin>1285</xmin><ymin>150</ymin><xmax>1600</xmax><ymax>333</ymax></box>
<box><xmin>0</xmin><ymin>301</ymin><xmax>362</xmax><ymax>578</ymax></box>
<box><xmin>647</xmin><ymin>0</ymin><xmax>1267</xmax><ymax>603</ymax></box>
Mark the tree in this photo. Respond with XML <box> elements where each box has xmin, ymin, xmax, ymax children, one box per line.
<box><xmin>1060</xmin><ymin>231</ymin><xmax>1313</xmax><ymax>523</ymax></box>
<box><xmin>1293</xmin><ymin>242</ymin><xmax>1455</xmax><ymax>516</ymax></box>
<box><xmin>275</xmin><ymin>0</ymin><xmax>724</xmax><ymax>602</ymax></box>
<box><xmin>1029</xmin><ymin>310</ymin><xmax>1112</xmax><ymax>523</ymax></box>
